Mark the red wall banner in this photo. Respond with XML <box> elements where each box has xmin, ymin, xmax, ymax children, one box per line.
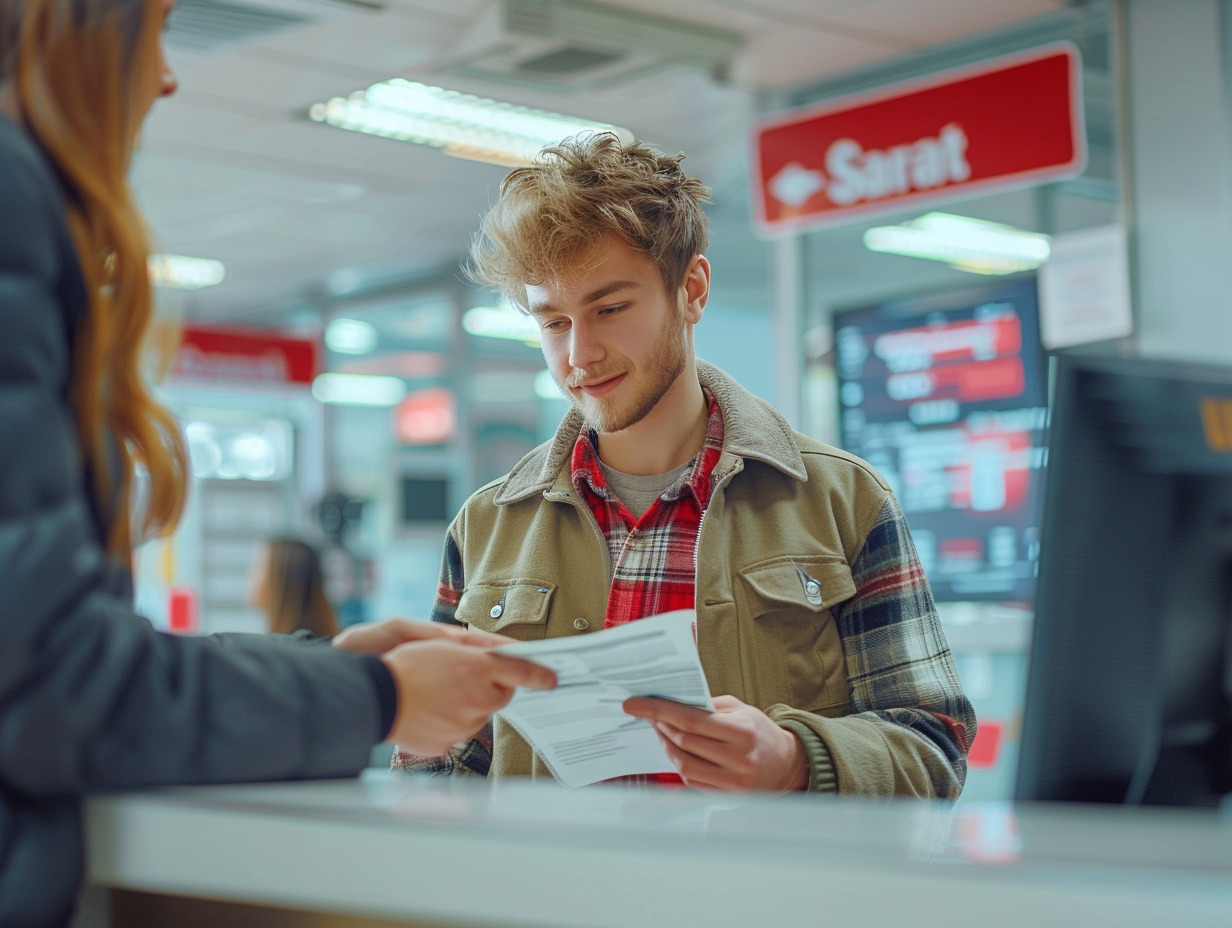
<box><xmin>752</xmin><ymin>43</ymin><xmax>1086</xmax><ymax>236</ymax></box>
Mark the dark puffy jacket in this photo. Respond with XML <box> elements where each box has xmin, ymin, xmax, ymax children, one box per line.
<box><xmin>0</xmin><ymin>114</ymin><xmax>387</xmax><ymax>926</ymax></box>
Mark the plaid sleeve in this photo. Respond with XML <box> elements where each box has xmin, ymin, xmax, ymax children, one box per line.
<box><xmin>828</xmin><ymin>495</ymin><xmax>976</xmax><ymax>796</ymax></box>
<box><xmin>391</xmin><ymin>720</ymin><xmax>493</xmax><ymax>777</ymax></box>
<box><xmin>429</xmin><ymin>526</ymin><xmax>465</xmax><ymax>626</ymax></box>
<box><xmin>391</xmin><ymin>526</ymin><xmax>491</xmax><ymax>777</ymax></box>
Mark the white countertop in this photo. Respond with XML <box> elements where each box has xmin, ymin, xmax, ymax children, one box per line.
<box><xmin>84</xmin><ymin>771</ymin><xmax>1232</xmax><ymax>927</ymax></box>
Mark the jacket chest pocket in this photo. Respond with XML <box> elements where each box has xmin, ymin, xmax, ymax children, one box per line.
<box><xmin>737</xmin><ymin>559</ymin><xmax>855</xmax><ymax>714</ymax></box>
<box><xmin>455</xmin><ymin>581</ymin><xmax>555</xmax><ymax>641</ymax></box>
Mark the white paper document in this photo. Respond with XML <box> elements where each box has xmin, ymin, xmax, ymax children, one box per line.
<box><xmin>494</xmin><ymin>610</ymin><xmax>713</xmax><ymax>788</ymax></box>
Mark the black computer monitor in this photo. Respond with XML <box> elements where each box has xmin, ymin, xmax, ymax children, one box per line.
<box><xmin>1015</xmin><ymin>353</ymin><xmax>1232</xmax><ymax>807</ymax></box>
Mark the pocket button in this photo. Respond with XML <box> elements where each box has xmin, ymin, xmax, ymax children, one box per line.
<box><xmin>803</xmin><ymin>579</ymin><xmax>822</xmax><ymax>605</ymax></box>
<box><xmin>573</xmin><ymin>617</ymin><xmax>589</xmax><ymax>630</ymax></box>
<box><xmin>490</xmin><ymin>603</ymin><xmax>503</xmax><ymax>619</ymax></box>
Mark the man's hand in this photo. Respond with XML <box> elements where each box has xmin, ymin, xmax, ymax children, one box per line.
<box><xmin>623</xmin><ymin>694</ymin><xmax>808</xmax><ymax>792</ymax></box>
<box><xmin>332</xmin><ymin>618</ymin><xmax>514</xmax><ymax>655</ymax></box>
<box><xmin>380</xmin><ymin>641</ymin><xmax>556</xmax><ymax>755</ymax></box>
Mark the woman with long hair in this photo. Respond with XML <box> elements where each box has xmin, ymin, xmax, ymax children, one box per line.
<box><xmin>0</xmin><ymin>3</ymin><xmax>553</xmax><ymax>923</ymax></box>
<box><xmin>255</xmin><ymin>537</ymin><xmax>341</xmax><ymax>638</ymax></box>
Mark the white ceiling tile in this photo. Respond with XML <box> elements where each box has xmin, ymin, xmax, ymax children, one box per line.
<box><xmin>139</xmin><ymin>99</ymin><xmax>266</xmax><ymax>148</ymax></box>
<box><xmin>592</xmin><ymin>0</ymin><xmax>774</xmax><ymax>33</ymax></box>
<box><xmin>823</xmin><ymin>0</ymin><xmax>1068</xmax><ymax>47</ymax></box>
<box><xmin>730</xmin><ymin>26</ymin><xmax>905</xmax><ymax>88</ymax></box>
<box><xmin>249</xmin><ymin>7</ymin><xmax>463</xmax><ymax>77</ymax></box>
<box><xmin>168</xmin><ymin>53</ymin><xmax>372</xmax><ymax>112</ymax></box>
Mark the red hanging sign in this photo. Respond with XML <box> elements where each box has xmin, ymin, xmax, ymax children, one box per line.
<box><xmin>171</xmin><ymin>326</ymin><xmax>319</xmax><ymax>386</ymax></box>
<box><xmin>752</xmin><ymin>43</ymin><xmax>1086</xmax><ymax>236</ymax></box>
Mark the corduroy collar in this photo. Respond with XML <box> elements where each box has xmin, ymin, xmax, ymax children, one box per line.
<box><xmin>493</xmin><ymin>360</ymin><xmax>807</xmax><ymax>505</ymax></box>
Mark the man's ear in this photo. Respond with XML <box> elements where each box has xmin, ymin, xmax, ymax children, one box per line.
<box><xmin>682</xmin><ymin>254</ymin><xmax>710</xmax><ymax>325</ymax></box>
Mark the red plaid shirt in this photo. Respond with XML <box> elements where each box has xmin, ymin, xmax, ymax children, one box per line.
<box><xmin>571</xmin><ymin>392</ymin><xmax>724</xmax><ymax>785</ymax></box>
<box><xmin>571</xmin><ymin>392</ymin><xmax>724</xmax><ymax>629</ymax></box>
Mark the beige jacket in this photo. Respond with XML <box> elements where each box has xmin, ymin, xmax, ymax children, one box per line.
<box><xmin>441</xmin><ymin>361</ymin><xmax>974</xmax><ymax>796</ymax></box>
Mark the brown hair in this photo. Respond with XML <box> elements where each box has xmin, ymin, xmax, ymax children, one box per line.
<box><xmin>467</xmin><ymin>131</ymin><xmax>711</xmax><ymax>308</ymax></box>
<box><xmin>1</xmin><ymin>0</ymin><xmax>187</xmax><ymax>557</ymax></box>
<box><xmin>262</xmin><ymin>538</ymin><xmax>339</xmax><ymax>639</ymax></box>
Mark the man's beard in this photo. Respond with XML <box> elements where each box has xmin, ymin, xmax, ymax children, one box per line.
<box><xmin>559</xmin><ymin>308</ymin><xmax>688</xmax><ymax>433</ymax></box>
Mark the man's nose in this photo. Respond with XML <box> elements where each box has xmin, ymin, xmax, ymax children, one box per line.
<box><xmin>568</xmin><ymin>322</ymin><xmax>604</xmax><ymax>371</ymax></box>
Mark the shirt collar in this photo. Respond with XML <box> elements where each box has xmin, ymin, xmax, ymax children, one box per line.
<box><xmin>570</xmin><ymin>391</ymin><xmax>724</xmax><ymax>508</ymax></box>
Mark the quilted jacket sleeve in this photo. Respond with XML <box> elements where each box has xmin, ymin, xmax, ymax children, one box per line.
<box><xmin>0</xmin><ymin>124</ymin><xmax>384</xmax><ymax>799</ymax></box>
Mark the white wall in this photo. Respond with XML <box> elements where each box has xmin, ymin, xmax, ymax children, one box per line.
<box><xmin>1123</xmin><ymin>0</ymin><xmax>1232</xmax><ymax>362</ymax></box>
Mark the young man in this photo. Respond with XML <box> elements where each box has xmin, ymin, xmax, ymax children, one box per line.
<box><xmin>396</xmin><ymin>133</ymin><xmax>974</xmax><ymax>795</ymax></box>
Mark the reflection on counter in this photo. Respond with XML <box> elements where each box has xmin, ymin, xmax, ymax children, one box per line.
<box><xmin>83</xmin><ymin>773</ymin><xmax>1232</xmax><ymax>928</ymax></box>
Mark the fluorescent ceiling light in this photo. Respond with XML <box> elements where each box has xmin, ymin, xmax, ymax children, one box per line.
<box><xmin>863</xmin><ymin>213</ymin><xmax>1051</xmax><ymax>275</ymax></box>
<box><xmin>309</xmin><ymin>78</ymin><xmax>632</xmax><ymax>167</ymax></box>
<box><xmin>325</xmin><ymin>318</ymin><xmax>379</xmax><ymax>355</ymax></box>
<box><xmin>149</xmin><ymin>254</ymin><xmax>227</xmax><ymax>290</ymax></box>
<box><xmin>312</xmin><ymin>373</ymin><xmax>407</xmax><ymax>407</ymax></box>
<box><xmin>463</xmin><ymin>301</ymin><xmax>541</xmax><ymax>345</ymax></box>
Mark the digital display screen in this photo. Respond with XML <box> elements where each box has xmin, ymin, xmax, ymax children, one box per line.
<box><xmin>400</xmin><ymin>476</ymin><xmax>451</xmax><ymax>524</ymax></box>
<box><xmin>833</xmin><ymin>277</ymin><xmax>1048</xmax><ymax>602</ymax></box>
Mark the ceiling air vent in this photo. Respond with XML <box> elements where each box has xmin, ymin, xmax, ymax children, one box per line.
<box><xmin>166</xmin><ymin>0</ymin><xmax>311</xmax><ymax>53</ymax></box>
<box><xmin>517</xmin><ymin>45</ymin><xmax>625</xmax><ymax>76</ymax></box>
<box><xmin>431</xmin><ymin>0</ymin><xmax>742</xmax><ymax>92</ymax></box>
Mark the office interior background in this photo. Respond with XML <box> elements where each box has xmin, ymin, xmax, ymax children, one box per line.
<box><xmin>129</xmin><ymin>0</ymin><xmax>1232</xmax><ymax>806</ymax></box>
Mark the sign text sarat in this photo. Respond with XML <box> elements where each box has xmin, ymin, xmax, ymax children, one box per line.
<box><xmin>752</xmin><ymin>44</ymin><xmax>1086</xmax><ymax>236</ymax></box>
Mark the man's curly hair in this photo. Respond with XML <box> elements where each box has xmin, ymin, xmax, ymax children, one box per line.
<box><xmin>467</xmin><ymin>131</ymin><xmax>711</xmax><ymax>308</ymax></box>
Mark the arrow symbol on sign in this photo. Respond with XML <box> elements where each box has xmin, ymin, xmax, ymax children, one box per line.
<box><xmin>768</xmin><ymin>162</ymin><xmax>826</xmax><ymax>207</ymax></box>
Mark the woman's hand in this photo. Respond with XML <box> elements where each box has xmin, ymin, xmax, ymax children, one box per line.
<box><xmin>332</xmin><ymin>618</ymin><xmax>514</xmax><ymax>655</ymax></box>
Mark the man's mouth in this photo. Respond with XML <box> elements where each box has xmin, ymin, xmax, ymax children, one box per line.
<box><xmin>571</xmin><ymin>372</ymin><xmax>626</xmax><ymax>398</ymax></box>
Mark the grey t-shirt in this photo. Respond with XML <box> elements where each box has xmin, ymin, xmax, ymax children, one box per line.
<box><xmin>597</xmin><ymin>458</ymin><xmax>692</xmax><ymax>520</ymax></box>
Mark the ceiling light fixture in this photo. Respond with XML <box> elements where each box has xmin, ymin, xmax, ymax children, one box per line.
<box><xmin>863</xmin><ymin>212</ymin><xmax>1051</xmax><ymax>276</ymax></box>
<box><xmin>312</xmin><ymin>373</ymin><xmax>407</xmax><ymax>407</ymax></box>
<box><xmin>325</xmin><ymin>318</ymin><xmax>379</xmax><ymax>355</ymax></box>
<box><xmin>149</xmin><ymin>254</ymin><xmax>227</xmax><ymax>290</ymax></box>
<box><xmin>462</xmin><ymin>301</ymin><xmax>541</xmax><ymax>345</ymax></box>
<box><xmin>308</xmin><ymin>78</ymin><xmax>632</xmax><ymax>167</ymax></box>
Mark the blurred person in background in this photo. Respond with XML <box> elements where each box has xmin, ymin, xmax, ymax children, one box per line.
<box><xmin>395</xmin><ymin>132</ymin><xmax>974</xmax><ymax>798</ymax></box>
<box><xmin>252</xmin><ymin>536</ymin><xmax>341</xmax><ymax>638</ymax></box>
<box><xmin>0</xmin><ymin>2</ymin><xmax>554</xmax><ymax>924</ymax></box>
